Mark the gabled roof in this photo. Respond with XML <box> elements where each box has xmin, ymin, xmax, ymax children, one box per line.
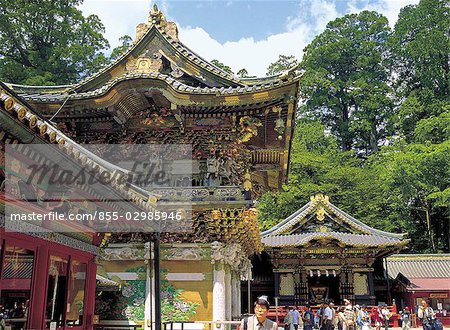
<box><xmin>5</xmin><ymin>5</ymin><xmax>300</xmax><ymax>102</ymax></box>
<box><xmin>261</xmin><ymin>193</ymin><xmax>408</xmax><ymax>249</ymax></box>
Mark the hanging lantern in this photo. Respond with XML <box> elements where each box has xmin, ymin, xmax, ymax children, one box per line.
<box><xmin>317</xmin><ymin>270</ymin><xmax>321</xmax><ymax>276</ymax></box>
<box><xmin>310</xmin><ymin>270</ymin><xmax>313</xmax><ymax>277</ymax></box>
<box><xmin>274</xmin><ymin>106</ymin><xmax>285</xmax><ymax>140</ymax></box>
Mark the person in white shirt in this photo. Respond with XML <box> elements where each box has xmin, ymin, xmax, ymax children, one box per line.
<box><xmin>417</xmin><ymin>300</ymin><xmax>435</xmax><ymax>330</ymax></box>
<box><xmin>323</xmin><ymin>302</ymin><xmax>333</xmax><ymax>330</ymax></box>
<box><xmin>381</xmin><ymin>305</ymin><xmax>392</xmax><ymax>330</ymax></box>
<box><xmin>240</xmin><ymin>296</ymin><xmax>278</xmax><ymax>330</ymax></box>
<box><xmin>285</xmin><ymin>306</ymin><xmax>293</xmax><ymax>330</ymax></box>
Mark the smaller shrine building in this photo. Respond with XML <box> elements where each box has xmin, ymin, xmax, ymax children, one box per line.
<box><xmin>254</xmin><ymin>193</ymin><xmax>409</xmax><ymax>307</ymax></box>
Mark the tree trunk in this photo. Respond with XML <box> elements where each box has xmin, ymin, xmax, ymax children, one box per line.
<box><xmin>425</xmin><ymin>203</ymin><xmax>436</xmax><ymax>252</ymax></box>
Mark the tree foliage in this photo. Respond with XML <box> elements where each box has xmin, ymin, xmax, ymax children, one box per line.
<box><xmin>211</xmin><ymin>59</ymin><xmax>234</xmax><ymax>74</ymax></box>
<box><xmin>110</xmin><ymin>35</ymin><xmax>133</xmax><ymax>61</ymax></box>
<box><xmin>260</xmin><ymin>1</ymin><xmax>450</xmax><ymax>253</ymax></box>
<box><xmin>300</xmin><ymin>11</ymin><xmax>393</xmax><ymax>154</ymax></box>
<box><xmin>0</xmin><ymin>0</ymin><xmax>110</xmax><ymax>85</ymax></box>
<box><xmin>266</xmin><ymin>55</ymin><xmax>298</xmax><ymax>76</ymax></box>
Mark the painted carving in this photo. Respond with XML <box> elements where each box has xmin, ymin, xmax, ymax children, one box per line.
<box><xmin>211</xmin><ymin>241</ymin><xmax>251</xmax><ymax>277</ymax></box>
<box><xmin>165</xmin><ymin>247</ymin><xmax>205</xmax><ymax>260</ymax></box>
<box><xmin>101</xmin><ymin>246</ymin><xmax>147</xmax><ymax>260</ymax></box>
<box><xmin>237</xmin><ymin>116</ymin><xmax>262</xmax><ymax>143</ymax></box>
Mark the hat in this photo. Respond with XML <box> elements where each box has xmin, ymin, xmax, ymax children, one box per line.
<box><xmin>405</xmin><ymin>307</ymin><xmax>410</xmax><ymax>310</ymax></box>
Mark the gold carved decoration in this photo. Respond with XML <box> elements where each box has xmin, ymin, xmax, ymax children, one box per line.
<box><xmin>29</xmin><ymin>115</ymin><xmax>38</xmax><ymax>128</ymax></box>
<box><xmin>127</xmin><ymin>52</ymin><xmax>163</xmax><ymax>74</ymax></box>
<box><xmin>310</xmin><ymin>193</ymin><xmax>330</xmax><ymax>204</ymax></box>
<box><xmin>17</xmin><ymin>107</ymin><xmax>26</xmax><ymax>121</ymax></box>
<box><xmin>316</xmin><ymin>207</ymin><xmax>326</xmax><ymax>221</ymax></box>
<box><xmin>319</xmin><ymin>225</ymin><xmax>328</xmax><ymax>233</ymax></box>
<box><xmin>49</xmin><ymin>131</ymin><xmax>57</xmax><ymax>143</ymax></box>
<box><xmin>39</xmin><ymin>124</ymin><xmax>48</xmax><ymax>136</ymax></box>
<box><xmin>4</xmin><ymin>97</ymin><xmax>15</xmax><ymax>112</ymax></box>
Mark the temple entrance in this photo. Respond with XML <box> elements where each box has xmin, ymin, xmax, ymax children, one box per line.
<box><xmin>308</xmin><ymin>274</ymin><xmax>340</xmax><ymax>304</ymax></box>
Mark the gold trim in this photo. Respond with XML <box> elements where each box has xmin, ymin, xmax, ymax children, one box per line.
<box><xmin>39</xmin><ymin>124</ymin><xmax>48</xmax><ymax>135</ymax></box>
<box><xmin>49</xmin><ymin>131</ymin><xmax>57</xmax><ymax>143</ymax></box>
<box><xmin>29</xmin><ymin>115</ymin><xmax>38</xmax><ymax>128</ymax></box>
<box><xmin>4</xmin><ymin>97</ymin><xmax>15</xmax><ymax>111</ymax></box>
<box><xmin>17</xmin><ymin>107</ymin><xmax>27</xmax><ymax>121</ymax></box>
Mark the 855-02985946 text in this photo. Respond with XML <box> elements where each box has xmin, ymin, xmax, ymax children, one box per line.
<box><xmin>8</xmin><ymin>210</ymin><xmax>185</xmax><ymax>222</ymax></box>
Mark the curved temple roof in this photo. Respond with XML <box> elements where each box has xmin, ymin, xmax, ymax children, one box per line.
<box><xmin>4</xmin><ymin>5</ymin><xmax>301</xmax><ymax>104</ymax></box>
<box><xmin>262</xmin><ymin>193</ymin><xmax>409</xmax><ymax>249</ymax></box>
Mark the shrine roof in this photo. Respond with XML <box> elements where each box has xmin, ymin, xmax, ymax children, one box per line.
<box><xmin>4</xmin><ymin>6</ymin><xmax>300</xmax><ymax>104</ymax></box>
<box><xmin>6</xmin><ymin>71</ymin><xmax>298</xmax><ymax>104</ymax></box>
<box><xmin>261</xmin><ymin>193</ymin><xmax>408</xmax><ymax>249</ymax></box>
<box><xmin>0</xmin><ymin>82</ymin><xmax>157</xmax><ymax>212</ymax></box>
<box><xmin>386</xmin><ymin>254</ymin><xmax>450</xmax><ymax>278</ymax></box>
<box><xmin>262</xmin><ymin>232</ymin><xmax>405</xmax><ymax>248</ymax></box>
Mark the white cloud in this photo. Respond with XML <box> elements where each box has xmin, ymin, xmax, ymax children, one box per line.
<box><xmin>346</xmin><ymin>0</ymin><xmax>419</xmax><ymax>27</ymax></box>
<box><xmin>79</xmin><ymin>1</ymin><xmax>150</xmax><ymax>49</ymax></box>
<box><xmin>79</xmin><ymin>0</ymin><xmax>420</xmax><ymax>77</ymax></box>
<box><xmin>179</xmin><ymin>25</ymin><xmax>310</xmax><ymax>77</ymax></box>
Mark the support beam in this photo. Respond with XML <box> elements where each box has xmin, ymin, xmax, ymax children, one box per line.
<box><xmin>154</xmin><ymin>236</ymin><xmax>161</xmax><ymax>330</ymax></box>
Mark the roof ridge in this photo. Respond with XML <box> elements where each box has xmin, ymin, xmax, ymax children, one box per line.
<box><xmin>327</xmin><ymin>202</ymin><xmax>406</xmax><ymax>239</ymax></box>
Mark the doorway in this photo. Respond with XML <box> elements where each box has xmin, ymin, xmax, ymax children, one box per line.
<box><xmin>308</xmin><ymin>274</ymin><xmax>340</xmax><ymax>304</ymax></box>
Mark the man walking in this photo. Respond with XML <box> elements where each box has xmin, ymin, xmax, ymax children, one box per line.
<box><xmin>303</xmin><ymin>305</ymin><xmax>315</xmax><ymax>330</ymax></box>
<box><xmin>323</xmin><ymin>302</ymin><xmax>333</xmax><ymax>330</ymax></box>
<box><xmin>292</xmin><ymin>306</ymin><xmax>301</xmax><ymax>330</ymax></box>
<box><xmin>381</xmin><ymin>305</ymin><xmax>392</xmax><ymax>330</ymax></box>
<box><xmin>285</xmin><ymin>306</ymin><xmax>293</xmax><ymax>330</ymax></box>
<box><xmin>418</xmin><ymin>300</ymin><xmax>435</xmax><ymax>330</ymax></box>
<box><xmin>400</xmin><ymin>307</ymin><xmax>411</xmax><ymax>330</ymax></box>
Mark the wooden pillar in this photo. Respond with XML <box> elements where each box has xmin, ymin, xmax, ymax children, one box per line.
<box><xmin>299</xmin><ymin>267</ymin><xmax>308</xmax><ymax>306</ymax></box>
<box><xmin>28</xmin><ymin>244</ymin><xmax>49</xmax><ymax>330</ymax></box>
<box><xmin>84</xmin><ymin>258</ymin><xmax>97</xmax><ymax>330</ymax></box>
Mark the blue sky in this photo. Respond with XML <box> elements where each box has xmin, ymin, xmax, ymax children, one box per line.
<box><xmin>79</xmin><ymin>0</ymin><xmax>419</xmax><ymax>77</ymax></box>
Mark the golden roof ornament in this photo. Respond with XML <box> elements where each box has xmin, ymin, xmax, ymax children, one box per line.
<box><xmin>134</xmin><ymin>3</ymin><xmax>178</xmax><ymax>41</ymax></box>
<box><xmin>149</xmin><ymin>4</ymin><xmax>166</xmax><ymax>27</ymax></box>
<box><xmin>310</xmin><ymin>193</ymin><xmax>330</xmax><ymax>204</ymax></box>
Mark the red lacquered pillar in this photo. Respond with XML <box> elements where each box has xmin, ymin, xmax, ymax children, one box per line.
<box><xmin>29</xmin><ymin>244</ymin><xmax>49</xmax><ymax>330</ymax></box>
<box><xmin>84</xmin><ymin>257</ymin><xmax>97</xmax><ymax>330</ymax></box>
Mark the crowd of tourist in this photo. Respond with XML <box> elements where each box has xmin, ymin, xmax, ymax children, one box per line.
<box><xmin>280</xmin><ymin>299</ymin><xmax>443</xmax><ymax>330</ymax></box>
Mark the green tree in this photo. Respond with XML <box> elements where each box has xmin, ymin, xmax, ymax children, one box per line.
<box><xmin>0</xmin><ymin>0</ymin><xmax>110</xmax><ymax>85</ymax></box>
<box><xmin>390</xmin><ymin>0</ymin><xmax>450</xmax><ymax>99</ymax></box>
<box><xmin>110</xmin><ymin>35</ymin><xmax>133</xmax><ymax>61</ymax></box>
<box><xmin>237</xmin><ymin>68</ymin><xmax>249</xmax><ymax>78</ymax></box>
<box><xmin>211</xmin><ymin>59</ymin><xmax>234</xmax><ymax>74</ymax></box>
<box><xmin>371</xmin><ymin>141</ymin><xmax>450</xmax><ymax>252</ymax></box>
<box><xmin>300</xmin><ymin>11</ymin><xmax>393</xmax><ymax>154</ymax></box>
<box><xmin>266</xmin><ymin>55</ymin><xmax>298</xmax><ymax>76</ymax></box>
<box><xmin>389</xmin><ymin>0</ymin><xmax>450</xmax><ymax>141</ymax></box>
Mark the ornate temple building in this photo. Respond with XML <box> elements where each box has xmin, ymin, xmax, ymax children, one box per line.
<box><xmin>258</xmin><ymin>194</ymin><xmax>409</xmax><ymax>306</ymax></box>
<box><xmin>1</xmin><ymin>5</ymin><xmax>301</xmax><ymax>329</ymax></box>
